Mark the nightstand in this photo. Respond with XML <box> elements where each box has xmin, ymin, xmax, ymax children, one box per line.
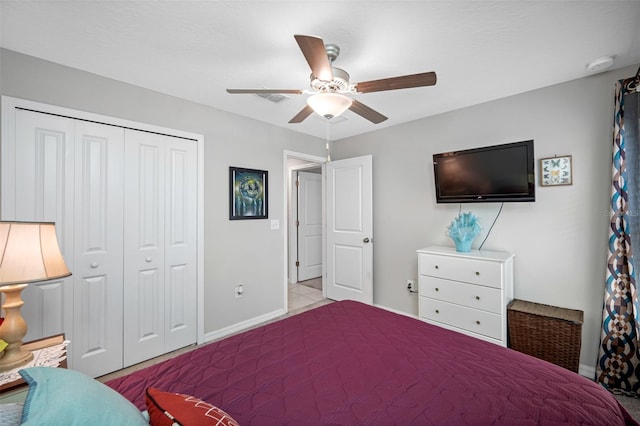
<box><xmin>0</xmin><ymin>334</ymin><xmax>68</xmax><ymax>401</ymax></box>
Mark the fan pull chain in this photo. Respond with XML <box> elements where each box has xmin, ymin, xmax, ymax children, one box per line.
<box><xmin>326</xmin><ymin>121</ymin><xmax>331</xmax><ymax>162</ymax></box>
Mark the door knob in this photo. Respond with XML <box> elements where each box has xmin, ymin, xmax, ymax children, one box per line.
<box><xmin>363</xmin><ymin>237</ymin><xmax>370</xmax><ymax>243</ymax></box>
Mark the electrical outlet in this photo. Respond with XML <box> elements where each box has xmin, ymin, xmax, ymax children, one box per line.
<box><xmin>235</xmin><ymin>284</ymin><xmax>244</xmax><ymax>298</ymax></box>
<box><xmin>406</xmin><ymin>279</ymin><xmax>415</xmax><ymax>292</ymax></box>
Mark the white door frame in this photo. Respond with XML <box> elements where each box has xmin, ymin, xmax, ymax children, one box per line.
<box><xmin>282</xmin><ymin>150</ymin><xmax>326</xmax><ymax>312</ymax></box>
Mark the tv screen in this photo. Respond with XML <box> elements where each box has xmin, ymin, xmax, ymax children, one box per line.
<box><xmin>433</xmin><ymin>140</ymin><xmax>535</xmax><ymax>203</ymax></box>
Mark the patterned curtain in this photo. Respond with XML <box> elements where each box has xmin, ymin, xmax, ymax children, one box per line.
<box><xmin>597</xmin><ymin>73</ymin><xmax>640</xmax><ymax>394</ymax></box>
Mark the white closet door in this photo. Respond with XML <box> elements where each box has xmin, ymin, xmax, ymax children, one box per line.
<box><xmin>164</xmin><ymin>137</ymin><xmax>197</xmax><ymax>352</ymax></box>
<box><xmin>71</xmin><ymin>121</ymin><xmax>125</xmax><ymax>377</ymax></box>
<box><xmin>123</xmin><ymin>129</ymin><xmax>197</xmax><ymax>365</ymax></box>
<box><xmin>123</xmin><ymin>129</ymin><xmax>167</xmax><ymax>366</ymax></box>
<box><xmin>2</xmin><ymin>110</ymin><xmax>75</xmax><ymax>342</ymax></box>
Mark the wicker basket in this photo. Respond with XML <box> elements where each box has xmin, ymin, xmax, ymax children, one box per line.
<box><xmin>507</xmin><ymin>299</ymin><xmax>583</xmax><ymax>373</ymax></box>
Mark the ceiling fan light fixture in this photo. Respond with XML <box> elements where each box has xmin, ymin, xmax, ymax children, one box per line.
<box><xmin>307</xmin><ymin>93</ymin><xmax>353</xmax><ymax>119</ymax></box>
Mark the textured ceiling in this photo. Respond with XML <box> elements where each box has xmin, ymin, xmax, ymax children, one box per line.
<box><xmin>2</xmin><ymin>1</ymin><xmax>640</xmax><ymax>141</ymax></box>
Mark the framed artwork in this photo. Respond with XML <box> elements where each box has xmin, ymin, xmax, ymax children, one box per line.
<box><xmin>540</xmin><ymin>155</ymin><xmax>573</xmax><ymax>186</ymax></box>
<box><xmin>229</xmin><ymin>167</ymin><xmax>268</xmax><ymax>220</ymax></box>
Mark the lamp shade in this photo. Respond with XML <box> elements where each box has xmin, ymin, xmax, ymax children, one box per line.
<box><xmin>0</xmin><ymin>221</ymin><xmax>71</xmax><ymax>286</ymax></box>
<box><xmin>306</xmin><ymin>93</ymin><xmax>353</xmax><ymax>119</ymax></box>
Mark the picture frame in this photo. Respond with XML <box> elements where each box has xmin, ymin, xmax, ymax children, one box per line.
<box><xmin>229</xmin><ymin>167</ymin><xmax>268</xmax><ymax>220</ymax></box>
<box><xmin>540</xmin><ymin>155</ymin><xmax>573</xmax><ymax>186</ymax></box>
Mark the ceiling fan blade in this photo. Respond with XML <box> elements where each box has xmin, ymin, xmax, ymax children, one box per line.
<box><xmin>349</xmin><ymin>99</ymin><xmax>388</xmax><ymax>124</ymax></box>
<box><xmin>294</xmin><ymin>35</ymin><xmax>333</xmax><ymax>82</ymax></box>
<box><xmin>288</xmin><ymin>105</ymin><xmax>315</xmax><ymax>123</ymax></box>
<box><xmin>227</xmin><ymin>89</ymin><xmax>303</xmax><ymax>94</ymax></box>
<box><xmin>354</xmin><ymin>71</ymin><xmax>437</xmax><ymax>93</ymax></box>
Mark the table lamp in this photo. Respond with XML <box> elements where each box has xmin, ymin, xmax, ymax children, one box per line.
<box><xmin>0</xmin><ymin>221</ymin><xmax>71</xmax><ymax>371</ymax></box>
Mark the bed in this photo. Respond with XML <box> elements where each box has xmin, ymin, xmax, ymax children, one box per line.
<box><xmin>100</xmin><ymin>300</ymin><xmax>637</xmax><ymax>425</ymax></box>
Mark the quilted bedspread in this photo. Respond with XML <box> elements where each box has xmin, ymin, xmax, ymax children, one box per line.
<box><xmin>107</xmin><ymin>300</ymin><xmax>637</xmax><ymax>425</ymax></box>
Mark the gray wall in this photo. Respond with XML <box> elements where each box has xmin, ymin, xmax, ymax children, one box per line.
<box><xmin>3</xmin><ymin>45</ymin><xmax>636</xmax><ymax>373</ymax></box>
<box><xmin>331</xmin><ymin>64</ymin><xmax>640</xmax><ymax>373</ymax></box>
<box><xmin>0</xmin><ymin>48</ymin><xmax>327</xmax><ymax>334</ymax></box>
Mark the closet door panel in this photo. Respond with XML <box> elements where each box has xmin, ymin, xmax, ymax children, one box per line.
<box><xmin>21</xmin><ymin>279</ymin><xmax>66</xmax><ymax>340</ymax></box>
<box><xmin>72</xmin><ymin>121</ymin><xmax>124</xmax><ymax>377</ymax></box>
<box><xmin>4</xmin><ymin>110</ymin><xmax>74</xmax><ymax>343</ymax></box>
<box><xmin>123</xmin><ymin>129</ymin><xmax>166</xmax><ymax>367</ymax></box>
<box><xmin>165</xmin><ymin>140</ymin><xmax>197</xmax><ymax>351</ymax></box>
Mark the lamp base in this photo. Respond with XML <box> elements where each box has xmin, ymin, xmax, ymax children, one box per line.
<box><xmin>0</xmin><ymin>347</ymin><xmax>33</xmax><ymax>372</ymax></box>
<box><xmin>0</xmin><ymin>283</ymin><xmax>33</xmax><ymax>372</ymax></box>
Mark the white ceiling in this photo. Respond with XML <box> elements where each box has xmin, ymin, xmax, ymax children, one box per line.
<box><xmin>2</xmin><ymin>1</ymin><xmax>640</xmax><ymax>141</ymax></box>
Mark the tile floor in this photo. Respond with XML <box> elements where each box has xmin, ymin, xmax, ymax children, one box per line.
<box><xmin>288</xmin><ymin>280</ymin><xmax>324</xmax><ymax>311</ymax></box>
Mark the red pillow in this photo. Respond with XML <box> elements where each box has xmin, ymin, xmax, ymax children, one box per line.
<box><xmin>145</xmin><ymin>387</ymin><xmax>240</xmax><ymax>426</ymax></box>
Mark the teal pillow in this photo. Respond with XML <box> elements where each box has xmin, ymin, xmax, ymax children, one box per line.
<box><xmin>19</xmin><ymin>367</ymin><xmax>148</xmax><ymax>425</ymax></box>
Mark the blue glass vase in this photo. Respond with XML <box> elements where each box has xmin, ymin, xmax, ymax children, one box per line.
<box><xmin>447</xmin><ymin>212</ymin><xmax>482</xmax><ymax>252</ymax></box>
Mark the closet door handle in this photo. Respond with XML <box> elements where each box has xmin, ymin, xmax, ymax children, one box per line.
<box><xmin>363</xmin><ymin>237</ymin><xmax>370</xmax><ymax>243</ymax></box>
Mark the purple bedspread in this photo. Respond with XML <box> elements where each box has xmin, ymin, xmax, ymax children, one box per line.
<box><xmin>107</xmin><ymin>300</ymin><xmax>637</xmax><ymax>425</ymax></box>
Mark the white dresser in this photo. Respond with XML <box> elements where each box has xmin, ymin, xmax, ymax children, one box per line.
<box><xmin>417</xmin><ymin>246</ymin><xmax>514</xmax><ymax>346</ymax></box>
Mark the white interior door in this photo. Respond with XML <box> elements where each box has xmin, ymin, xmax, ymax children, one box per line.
<box><xmin>325</xmin><ymin>155</ymin><xmax>373</xmax><ymax>304</ymax></box>
<box><xmin>3</xmin><ymin>110</ymin><xmax>75</xmax><ymax>342</ymax></box>
<box><xmin>297</xmin><ymin>171</ymin><xmax>322</xmax><ymax>281</ymax></box>
<box><xmin>123</xmin><ymin>129</ymin><xmax>166</xmax><ymax>366</ymax></box>
<box><xmin>163</xmin><ymin>136</ymin><xmax>198</xmax><ymax>353</ymax></box>
<box><xmin>72</xmin><ymin>121</ymin><xmax>125</xmax><ymax>377</ymax></box>
<box><xmin>123</xmin><ymin>129</ymin><xmax>197</xmax><ymax>366</ymax></box>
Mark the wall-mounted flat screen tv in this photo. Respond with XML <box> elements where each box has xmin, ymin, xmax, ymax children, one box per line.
<box><xmin>433</xmin><ymin>140</ymin><xmax>535</xmax><ymax>203</ymax></box>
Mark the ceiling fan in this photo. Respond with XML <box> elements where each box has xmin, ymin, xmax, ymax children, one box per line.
<box><xmin>226</xmin><ymin>35</ymin><xmax>437</xmax><ymax>124</ymax></box>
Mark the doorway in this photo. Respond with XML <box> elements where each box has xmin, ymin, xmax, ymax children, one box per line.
<box><xmin>284</xmin><ymin>151</ymin><xmax>326</xmax><ymax>312</ymax></box>
<box><xmin>282</xmin><ymin>151</ymin><xmax>374</xmax><ymax>311</ymax></box>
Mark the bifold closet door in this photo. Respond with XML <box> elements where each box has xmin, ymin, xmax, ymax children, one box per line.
<box><xmin>163</xmin><ymin>134</ymin><xmax>197</xmax><ymax>353</ymax></box>
<box><xmin>123</xmin><ymin>129</ymin><xmax>197</xmax><ymax>367</ymax></box>
<box><xmin>4</xmin><ymin>110</ymin><xmax>75</xmax><ymax>342</ymax></box>
<box><xmin>71</xmin><ymin>121</ymin><xmax>125</xmax><ymax>377</ymax></box>
<box><xmin>3</xmin><ymin>111</ymin><xmax>126</xmax><ymax>377</ymax></box>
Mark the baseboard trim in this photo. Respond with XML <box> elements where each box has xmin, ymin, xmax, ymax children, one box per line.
<box><xmin>374</xmin><ymin>303</ymin><xmax>418</xmax><ymax>319</ymax></box>
<box><xmin>202</xmin><ymin>308</ymin><xmax>286</xmax><ymax>343</ymax></box>
<box><xmin>579</xmin><ymin>363</ymin><xmax>596</xmax><ymax>380</ymax></box>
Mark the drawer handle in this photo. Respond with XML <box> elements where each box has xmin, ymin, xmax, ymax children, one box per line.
<box><xmin>475</xmin><ymin>271</ymin><xmax>480</xmax><ymax>276</ymax></box>
<box><xmin>90</xmin><ymin>262</ymin><xmax>99</xmax><ymax>268</ymax></box>
<box><xmin>476</xmin><ymin>320</ymin><xmax>481</xmax><ymax>325</ymax></box>
<box><xmin>475</xmin><ymin>296</ymin><xmax>480</xmax><ymax>300</ymax></box>
<box><xmin>435</xmin><ymin>309</ymin><xmax>439</xmax><ymax>314</ymax></box>
<box><xmin>435</xmin><ymin>265</ymin><xmax>439</xmax><ymax>269</ymax></box>
<box><xmin>145</xmin><ymin>257</ymin><xmax>153</xmax><ymax>263</ymax></box>
<box><xmin>435</xmin><ymin>288</ymin><xmax>439</xmax><ymax>292</ymax></box>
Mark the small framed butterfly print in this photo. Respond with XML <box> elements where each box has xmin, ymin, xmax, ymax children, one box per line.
<box><xmin>540</xmin><ymin>155</ymin><xmax>572</xmax><ymax>186</ymax></box>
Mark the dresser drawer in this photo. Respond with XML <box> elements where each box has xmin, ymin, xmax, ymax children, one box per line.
<box><xmin>419</xmin><ymin>297</ymin><xmax>502</xmax><ymax>340</ymax></box>
<box><xmin>419</xmin><ymin>253</ymin><xmax>502</xmax><ymax>288</ymax></box>
<box><xmin>419</xmin><ymin>276</ymin><xmax>502</xmax><ymax>314</ymax></box>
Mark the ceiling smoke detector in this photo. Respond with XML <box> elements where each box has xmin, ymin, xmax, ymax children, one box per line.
<box><xmin>586</xmin><ymin>56</ymin><xmax>614</xmax><ymax>72</ymax></box>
